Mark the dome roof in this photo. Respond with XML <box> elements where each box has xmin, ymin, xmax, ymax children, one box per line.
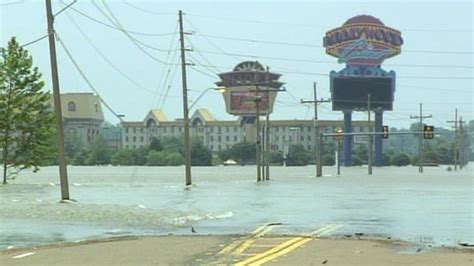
<box><xmin>343</xmin><ymin>15</ymin><xmax>384</xmax><ymax>26</ymax></box>
<box><xmin>233</xmin><ymin>61</ymin><xmax>265</xmax><ymax>72</ymax></box>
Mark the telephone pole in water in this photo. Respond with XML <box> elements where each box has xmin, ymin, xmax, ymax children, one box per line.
<box><xmin>447</xmin><ymin>109</ymin><xmax>459</xmax><ymax>170</ymax></box>
<box><xmin>45</xmin><ymin>0</ymin><xmax>69</xmax><ymax>200</ymax></box>
<box><xmin>410</xmin><ymin>103</ymin><xmax>432</xmax><ymax>173</ymax></box>
<box><xmin>301</xmin><ymin>82</ymin><xmax>330</xmax><ymax>177</ymax></box>
<box><xmin>178</xmin><ymin>10</ymin><xmax>192</xmax><ymax>186</ymax></box>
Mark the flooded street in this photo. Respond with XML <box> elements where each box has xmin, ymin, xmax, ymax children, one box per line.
<box><xmin>1</xmin><ymin>165</ymin><xmax>472</xmax><ymax>249</ymax></box>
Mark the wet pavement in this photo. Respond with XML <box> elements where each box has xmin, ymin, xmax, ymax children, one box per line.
<box><xmin>0</xmin><ymin>164</ymin><xmax>472</xmax><ymax>249</ymax></box>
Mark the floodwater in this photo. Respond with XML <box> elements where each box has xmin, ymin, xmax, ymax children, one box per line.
<box><xmin>1</xmin><ymin>164</ymin><xmax>473</xmax><ymax>249</ymax></box>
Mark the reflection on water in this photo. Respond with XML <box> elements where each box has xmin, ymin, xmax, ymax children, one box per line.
<box><xmin>0</xmin><ymin>165</ymin><xmax>473</xmax><ymax>249</ymax></box>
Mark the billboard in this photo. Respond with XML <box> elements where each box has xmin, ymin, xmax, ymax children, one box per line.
<box><xmin>230</xmin><ymin>91</ymin><xmax>269</xmax><ymax>112</ymax></box>
<box><xmin>331</xmin><ymin>76</ymin><xmax>394</xmax><ymax>111</ymax></box>
<box><xmin>324</xmin><ymin>15</ymin><xmax>403</xmax><ymax>66</ymax></box>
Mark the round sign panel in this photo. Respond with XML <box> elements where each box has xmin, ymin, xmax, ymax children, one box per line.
<box><xmin>324</xmin><ymin>15</ymin><xmax>403</xmax><ymax>66</ymax></box>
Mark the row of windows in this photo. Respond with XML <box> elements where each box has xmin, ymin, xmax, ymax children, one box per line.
<box><xmin>209</xmin><ymin>135</ymin><xmax>240</xmax><ymax>142</ymax></box>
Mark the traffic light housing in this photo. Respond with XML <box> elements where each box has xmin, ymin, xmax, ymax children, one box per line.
<box><xmin>335</xmin><ymin>128</ymin><xmax>343</xmax><ymax>141</ymax></box>
<box><xmin>382</xmin><ymin>125</ymin><xmax>389</xmax><ymax>139</ymax></box>
<box><xmin>423</xmin><ymin>125</ymin><xmax>434</xmax><ymax>139</ymax></box>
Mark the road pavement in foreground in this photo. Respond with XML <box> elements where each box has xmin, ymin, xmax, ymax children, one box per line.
<box><xmin>2</xmin><ymin>224</ymin><xmax>473</xmax><ymax>265</ymax></box>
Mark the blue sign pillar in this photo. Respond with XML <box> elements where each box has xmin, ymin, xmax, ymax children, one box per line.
<box><xmin>343</xmin><ymin>110</ymin><xmax>352</xmax><ymax>166</ymax></box>
<box><xmin>374</xmin><ymin>110</ymin><xmax>383</xmax><ymax>166</ymax></box>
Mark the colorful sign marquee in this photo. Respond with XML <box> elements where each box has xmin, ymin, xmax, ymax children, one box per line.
<box><xmin>324</xmin><ymin>15</ymin><xmax>403</xmax><ymax>65</ymax></box>
<box><xmin>230</xmin><ymin>91</ymin><xmax>269</xmax><ymax>112</ymax></box>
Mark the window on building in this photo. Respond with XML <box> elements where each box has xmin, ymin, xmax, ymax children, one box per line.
<box><xmin>133</xmin><ymin>136</ymin><xmax>136</xmax><ymax>142</ymax></box>
<box><xmin>234</xmin><ymin>136</ymin><xmax>238</xmax><ymax>142</ymax></box>
<box><xmin>218</xmin><ymin>136</ymin><xmax>222</xmax><ymax>141</ymax></box>
<box><xmin>226</xmin><ymin>127</ymin><xmax>229</xmax><ymax>132</ymax></box>
<box><xmin>140</xmin><ymin>136</ymin><xmax>144</xmax><ymax>142</ymax></box>
<box><xmin>234</xmin><ymin>126</ymin><xmax>238</xmax><ymax>132</ymax></box>
<box><xmin>226</xmin><ymin>136</ymin><xmax>230</xmax><ymax>142</ymax></box>
<box><xmin>133</xmin><ymin>128</ymin><xmax>137</xmax><ymax>133</ymax></box>
<box><xmin>210</xmin><ymin>136</ymin><xmax>214</xmax><ymax>141</ymax></box>
<box><xmin>68</xmin><ymin>101</ymin><xmax>76</xmax><ymax>111</ymax></box>
<box><xmin>140</xmin><ymin>128</ymin><xmax>144</xmax><ymax>133</ymax></box>
<box><xmin>210</xmin><ymin>145</ymin><xmax>213</xmax><ymax>150</ymax></box>
<box><xmin>94</xmin><ymin>103</ymin><xmax>99</xmax><ymax>112</ymax></box>
<box><xmin>125</xmin><ymin>136</ymin><xmax>129</xmax><ymax>142</ymax></box>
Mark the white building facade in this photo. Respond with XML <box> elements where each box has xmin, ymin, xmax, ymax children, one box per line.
<box><xmin>121</xmin><ymin>109</ymin><xmax>371</xmax><ymax>153</ymax></box>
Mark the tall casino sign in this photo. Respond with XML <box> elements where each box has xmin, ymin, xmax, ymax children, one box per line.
<box><xmin>323</xmin><ymin>15</ymin><xmax>403</xmax><ymax>167</ymax></box>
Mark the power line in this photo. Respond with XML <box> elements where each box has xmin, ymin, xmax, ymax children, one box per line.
<box><xmin>20</xmin><ymin>34</ymin><xmax>49</xmax><ymax>48</ymax></box>
<box><xmin>91</xmin><ymin>1</ymin><xmax>175</xmax><ymax>65</ymax></box>
<box><xmin>186</xmin><ymin>13</ymin><xmax>474</xmax><ymax>33</ymax></box>
<box><xmin>67</xmin><ymin>5</ymin><xmax>176</xmax><ymax>37</ymax></box>
<box><xmin>185</xmin><ymin>36</ymin><xmax>222</xmax><ymax>73</ymax></box>
<box><xmin>0</xmin><ymin>0</ymin><xmax>26</xmax><ymax>6</ymax></box>
<box><xmin>56</xmin><ymin>32</ymin><xmax>123</xmax><ymax>122</ymax></box>
<box><xmin>64</xmin><ymin>11</ymin><xmax>179</xmax><ymax>99</ymax></box>
<box><xmin>197</xmin><ymin>33</ymin><xmax>474</xmax><ymax>55</ymax></box>
<box><xmin>121</xmin><ymin>1</ymin><xmax>175</xmax><ymax>15</ymax></box>
<box><xmin>194</xmin><ymin>49</ymin><xmax>473</xmax><ymax>69</ymax></box>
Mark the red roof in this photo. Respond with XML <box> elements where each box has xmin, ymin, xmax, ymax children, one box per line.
<box><xmin>343</xmin><ymin>15</ymin><xmax>384</xmax><ymax>26</ymax></box>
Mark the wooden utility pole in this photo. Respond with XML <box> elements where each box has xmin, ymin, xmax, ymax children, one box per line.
<box><xmin>459</xmin><ymin>117</ymin><xmax>466</xmax><ymax>169</ymax></box>
<box><xmin>178</xmin><ymin>10</ymin><xmax>191</xmax><ymax>186</ymax></box>
<box><xmin>447</xmin><ymin>109</ymin><xmax>459</xmax><ymax>170</ymax></box>
<box><xmin>367</xmin><ymin>94</ymin><xmax>373</xmax><ymax>175</ymax></box>
<box><xmin>301</xmin><ymin>82</ymin><xmax>330</xmax><ymax>177</ymax></box>
<box><xmin>45</xmin><ymin>0</ymin><xmax>69</xmax><ymax>200</ymax></box>
<box><xmin>254</xmin><ymin>67</ymin><xmax>262</xmax><ymax>182</ymax></box>
<box><xmin>410</xmin><ymin>103</ymin><xmax>432</xmax><ymax>173</ymax></box>
<box><xmin>264</xmin><ymin>67</ymin><xmax>271</xmax><ymax>181</ymax></box>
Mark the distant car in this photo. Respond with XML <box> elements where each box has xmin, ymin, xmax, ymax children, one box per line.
<box><xmin>223</xmin><ymin>159</ymin><xmax>237</xmax><ymax>166</ymax></box>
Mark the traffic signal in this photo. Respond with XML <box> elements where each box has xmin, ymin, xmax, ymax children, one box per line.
<box><xmin>335</xmin><ymin>128</ymin><xmax>343</xmax><ymax>141</ymax></box>
<box><xmin>423</xmin><ymin>125</ymin><xmax>434</xmax><ymax>139</ymax></box>
<box><xmin>382</xmin><ymin>125</ymin><xmax>389</xmax><ymax>139</ymax></box>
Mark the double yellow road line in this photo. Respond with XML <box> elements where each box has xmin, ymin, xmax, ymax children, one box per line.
<box><xmin>235</xmin><ymin>224</ymin><xmax>342</xmax><ymax>266</ymax></box>
<box><xmin>219</xmin><ymin>223</ymin><xmax>280</xmax><ymax>255</ymax></box>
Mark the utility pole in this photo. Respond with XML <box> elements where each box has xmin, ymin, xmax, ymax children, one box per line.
<box><xmin>178</xmin><ymin>10</ymin><xmax>191</xmax><ymax>186</ymax></box>
<box><xmin>447</xmin><ymin>109</ymin><xmax>458</xmax><ymax>171</ymax></box>
<box><xmin>45</xmin><ymin>0</ymin><xmax>69</xmax><ymax>200</ymax></box>
<box><xmin>264</xmin><ymin>67</ymin><xmax>271</xmax><ymax>181</ymax></box>
<box><xmin>301</xmin><ymin>82</ymin><xmax>330</xmax><ymax>177</ymax></box>
<box><xmin>410</xmin><ymin>103</ymin><xmax>432</xmax><ymax>173</ymax></box>
<box><xmin>254</xmin><ymin>65</ymin><xmax>262</xmax><ymax>182</ymax></box>
<box><xmin>367</xmin><ymin>94</ymin><xmax>373</xmax><ymax>175</ymax></box>
<box><xmin>459</xmin><ymin>117</ymin><xmax>466</xmax><ymax>169</ymax></box>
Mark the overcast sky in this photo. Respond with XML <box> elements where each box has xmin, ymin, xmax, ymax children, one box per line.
<box><xmin>1</xmin><ymin>0</ymin><xmax>473</xmax><ymax>129</ymax></box>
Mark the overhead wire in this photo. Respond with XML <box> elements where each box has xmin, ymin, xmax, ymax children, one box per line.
<box><xmin>121</xmin><ymin>1</ymin><xmax>175</xmax><ymax>15</ymax></box>
<box><xmin>197</xmin><ymin>33</ymin><xmax>474</xmax><ymax>55</ymax></box>
<box><xmin>152</xmin><ymin>25</ymin><xmax>180</xmax><ymax>108</ymax></box>
<box><xmin>56</xmin><ymin>32</ymin><xmax>123</xmax><ymax>122</ymax></box>
<box><xmin>19</xmin><ymin>34</ymin><xmax>49</xmax><ymax>48</ymax></box>
<box><xmin>186</xmin><ymin>13</ymin><xmax>474</xmax><ymax>33</ymax></box>
<box><xmin>67</xmin><ymin>4</ymin><xmax>176</xmax><ymax>37</ymax></box>
<box><xmin>64</xmin><ymin>10</ymin><xmax>160</xmax><ymax>96</ymax></box>
<box><xmin>185</xmin><ymin>36</ymin><xmax>222</xmax><ymax>73</ymax></box>
<box><xmin>183</xmin><ymin>16</ymin><xmax>242</xmax><ymax>62</ymax></box>
<box><xmin>92</xmin><ymin>0</ymin><xmax>175</xmax><ymax>65</ymax></box>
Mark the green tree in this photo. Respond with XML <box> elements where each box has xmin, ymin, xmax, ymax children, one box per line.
<box><xmin>85</xmin><ymin>135</ymin><xmax>111</xmax><ymax>165</ymax></box>
<box><xmin>390</xmin><ymin>153</ymin><xmax>411</xmax><ymax>166</ymax></box>
<box><xmin>149</xmin><ymin>137</ymin><xmax>163</xmax><ymax>151</ymax></box>
<box><xmin>286</xmin><ymin>145</ymin><xmax>311</xmax><ymax>166</ymax></box>
<box><xmin>1</xmin><ymin>37</ymin><xmax>55</xmax><ymax>184</ymax></box>
<box><xmin>191</xmin><ymin>139</ymin><xmax>212</xmax><ymax>166</ymax></box>
<box><xmin>146</xmin><ymin>150</ymin><xmax>167</xmax><ymax>166</ymax></box>
<box><xmin>111</xmin><ymin>150</ymin><xmax>136</xmax><ymax>165</ymax></box>
<box><xmin>322</xmin><ymin>154</ymin><xmax>335</xmax><ymax>166</ymax></box>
